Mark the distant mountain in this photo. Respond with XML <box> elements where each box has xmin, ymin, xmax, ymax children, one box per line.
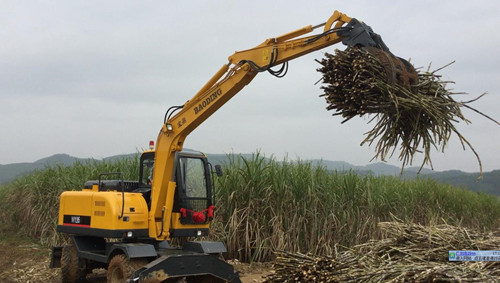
<box><xmin>205</xmin><ymin>153</ymin><xmax>260</xmax><ymax>166</ymax></box>
<box><xmin>0</xmin><ymin>162</ymin><xmax>38</xmax><ymax>184</ymax></box>
<box><xmin>103</xmin><ymin>153</ymin><xmax>137</xmax><ymax>162</ymax></box>
<box><xmin>0</xmin><ymin>153</ymin><xmax>137</xmax><ymax>184</ymax></box>
<box><xmin>309</xmin><ymin>159</ymin><xmax>434</xmax><ymax>176</ymax></box>
<box><xmin>1</xmin><ymin>153</ymin><xmax>498</xmax><ymax>196</ymax></box>
<box><xmin>33</xmin><ymin>153</ymin><xmax>83</xmax><ymax>165</ymax></box>
<box><xmin>0</xmin><ymin>154</ymin><xmax>83</xmax><ymax>184</ymax></box>
<box><xmin>428</xmin><ymin>170</ymin><xmax>500</xmax><ymax>196</ymax></box>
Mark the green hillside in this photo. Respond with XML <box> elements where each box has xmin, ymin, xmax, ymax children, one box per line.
<box><xmin>1</xmin><ymin>152</ymin><xmax>498</xmax><ymax>196</ymax></box>
<box><xmin>428</xmin><ymin>170</ymin><xmax>500</xmax><ymax>196</ymax></box>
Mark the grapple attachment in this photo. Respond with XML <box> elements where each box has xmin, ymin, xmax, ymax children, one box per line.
<box><xmin>363</xmin><ymin>46</ymin><xmax>419</xmax><ymax>89</ymax></box>
<box><xmin>337</xmin><ymin>18</ymin><xmax>419</xmax><ymax>89</ymax></box>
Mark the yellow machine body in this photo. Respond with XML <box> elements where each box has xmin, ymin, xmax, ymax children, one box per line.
<box><xmin>57</xmin><ymin>190</ymin><xmax>149</xmax><ymax>237</ymax></box>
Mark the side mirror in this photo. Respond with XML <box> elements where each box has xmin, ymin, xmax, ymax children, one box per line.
<box><xmin>215</xmin><ymin>165</ymin><xmax>223</xmax><ymax>177</ymax></box>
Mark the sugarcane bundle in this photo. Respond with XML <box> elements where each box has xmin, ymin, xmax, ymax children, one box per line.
<box><xmin>364</xmin><ymin>221</ymin><xmax>500</xmax><ymax>263</ymax></box>
<box><xmin>317</xmin><ymin>47</ymin><xmax>498</xmax><ymax>173</ymax></box>
<box><xmin>263</xmin><ymin>221</ymin><xmax>500</xmax><ymax>282</ymax></box>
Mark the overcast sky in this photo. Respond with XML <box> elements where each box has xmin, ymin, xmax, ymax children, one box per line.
<box><xmin>1</xmin><ymin>1</ymin><xmax>499</xmax><ymax>172</ymax></box>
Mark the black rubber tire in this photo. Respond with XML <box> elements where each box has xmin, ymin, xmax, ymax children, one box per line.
<box><xmin>107</xmin><ymin>254</ymin><xmax>147</xmax><ymax>283</ymax></box>
<box><xmin>61</xmin><ymin>244</ymin><xmax>87</xmax><ymax>283</ymax></box>
<box><xmin>186</xmin><ymin>275</ymin><xmax>224</xmax><ymax>283</ymax></box>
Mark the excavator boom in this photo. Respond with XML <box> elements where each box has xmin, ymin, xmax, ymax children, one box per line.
<box><xmin>149</xmin><ymin>11</ymin><xmax>354</xmax><ymax>239</ymax></box>
<box><xmin>149</xmin><ymin>10</ymin><xmax>414</xmax><ymax>240</ymax></box>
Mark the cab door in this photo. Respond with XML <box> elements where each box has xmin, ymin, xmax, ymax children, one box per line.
<box><xmin>170</xmin><ymin>152</ymin><xmax>213</xmax><ymax>237</ymax></box>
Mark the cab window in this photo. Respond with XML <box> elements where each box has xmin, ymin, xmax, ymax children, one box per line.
<box><xmin>139</xmin><ymin>153</ymin><xmax>155</xmax><ymax>186</ymax></box>
<box><xmin>178</xmin><ymin>157</ymin><xmax>207</xmax><ymax>198</ymax></box>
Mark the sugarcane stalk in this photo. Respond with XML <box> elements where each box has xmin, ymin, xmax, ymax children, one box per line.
<box><xmin>316</xmin><ymin>47</ymin><xmax>496</xmax><ymax>176</ymax></box>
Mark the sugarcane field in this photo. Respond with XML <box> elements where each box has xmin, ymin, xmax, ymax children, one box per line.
<box><xmin>1</xmin><ymin>45</ymin><xmax>499</xmax><ymax>281</ymax></box>
<box><xmin>1</xmin><ymin>221</ymin><xmax>500</xmax><ymax>282</ymax></box>
<box><xmin>2</xmin><ymin>2</ymin><xmax>500</xmax><ymax>283</ymax></box>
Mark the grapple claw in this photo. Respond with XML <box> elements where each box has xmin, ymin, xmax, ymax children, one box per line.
<box><xmin>363</xmin><ymin>46</ymin><xmax>419</xmax><ymax>89</ymax></box>
<box><xmin>337</xmin><ymin>18</ymin><xmax>419</xmax><ymax>89</ymax></box>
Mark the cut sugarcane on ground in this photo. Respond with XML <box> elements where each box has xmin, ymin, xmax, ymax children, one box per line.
<box><xmin>316</xmin><ymin>47</ymin><xmax>499</xmax><ymax>174</ymax></box>
<box><xmin>263</xmin><ymin>221</ymin><xmax>500</xmax><ymax>282</ymax></box>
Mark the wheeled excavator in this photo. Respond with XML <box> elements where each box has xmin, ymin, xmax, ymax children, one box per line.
<box><xmin>50</xmin><ymin>10</ymin><xmax>417</xmax><ymax>283</ymax></box>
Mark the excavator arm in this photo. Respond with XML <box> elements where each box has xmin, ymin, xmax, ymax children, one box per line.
<box><xmin>52</xmin><ymin>9</ymin><xmax>421</xmax><ymax>283</ymax></box>
<box><xmin>149</xmin><ymin>10</ymin><xmax>407</xmax><ymax>240</ymax></box>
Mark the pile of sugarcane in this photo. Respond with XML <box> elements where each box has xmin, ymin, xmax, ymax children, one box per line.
<box><xmin>317</xmin><ymin>47</ymin><xmax>498</xmax><ymax>173</ymax></box>
<box><xmin>263</xmin><ymin>221</ymin><xmax>500</xmax><ymax>282</ymax></box>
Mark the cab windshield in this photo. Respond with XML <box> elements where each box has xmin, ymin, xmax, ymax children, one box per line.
<box><xmin>178</xmin><ymin>157</ymin><xmax>208</xmax><ymax>199</ymax></box>
<box><xmin>139</xmin><ymin>153</ymin><xmax>155</xmax><ymax>186</ymax></box>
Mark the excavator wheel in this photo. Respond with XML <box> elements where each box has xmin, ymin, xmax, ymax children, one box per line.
<box><xmin>185</xmin><ymin>275</ymin><xmax>226</xmax><ymax>283</ymax></box>
<box><xmin>363</xmin><ymin>46</ymin><xmax>419</xmax><ymax>90</ymax></box>
<box><xmin>107</xmin><ymin>254</ymin><xmax>148</xmax><ymax>283</ymax></box>
<box><xmin>61</xmin><ymin>244</ymin><xmax>87</xmax><ymax>283</ymax></box>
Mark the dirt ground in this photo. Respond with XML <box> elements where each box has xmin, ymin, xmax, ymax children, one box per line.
<box><xmin>0</xmin><ymin>232</ymin><xmax>271</xmax><ymax>283</ymax></box>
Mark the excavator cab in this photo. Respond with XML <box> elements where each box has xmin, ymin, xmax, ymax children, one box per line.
<box><xmin>170</xmin><ymin>151</ymin><xmax>215</xmax><ymax>237</ymax></box>
<box><xmin>139</xmin><ymin>152</ymin><xmax>155</xmax><ymax>186</ymax></box>
<box><xmin>138</xmin><ymin>149</ymin><xmax>215</xmax><ymax>231</ymax></box>
<box><xmin>135</xmin><ymin>151</ymin><xmax>155</xmax><ymax>208</ymax></box>
<box><xmin>137</xmin><ymin>149</ymin><xmax>216</xmax><ymax>237</ymax></box>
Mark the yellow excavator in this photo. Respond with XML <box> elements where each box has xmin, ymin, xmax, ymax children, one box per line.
<box><xmin>50</xmin><ymin>10</ymin><xmax>416</xmax><ymax>283</ymax></box>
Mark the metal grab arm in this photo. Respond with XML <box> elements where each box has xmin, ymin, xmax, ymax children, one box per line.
<box><xmin>150</xmin><ymin>10</ymin><xmax>362</xmax><ymax>240</ymax></box>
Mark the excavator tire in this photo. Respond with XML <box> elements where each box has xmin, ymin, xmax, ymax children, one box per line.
<box><xmin>107</xmin><ymin>254</ymin><xmax>148</xmax><ymax>283</ymax></box>
<box><xmin>186</xmin><ymin>275</ymin><xmax>225</xmax><ymax>283</ymax></box>
<box><xmin>61</xmin><ymin>244</ymin><xmax>87</xmax><ymax>283</ymax></box>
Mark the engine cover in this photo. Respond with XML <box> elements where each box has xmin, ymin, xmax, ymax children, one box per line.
<box><xmin>57</xmin><ymin>191</ymin><xmax>149</xmax><ymax>238</ymax></box>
